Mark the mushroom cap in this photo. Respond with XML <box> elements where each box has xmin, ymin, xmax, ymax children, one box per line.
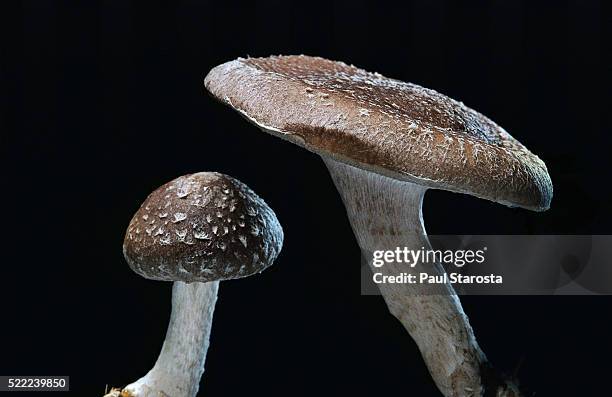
<box><xmin>205</xmin><ymin>55</ymin><xmax>552</xmax><ymax>211</ymax></box>
<box><xmin>123</xmin><ymin>172</ymin><xmax>284</xmax><ymax>283</ymax></box>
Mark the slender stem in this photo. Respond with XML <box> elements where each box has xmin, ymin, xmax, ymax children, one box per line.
<box><xmin>123</xmin><ymin>281</ymin><xmax>219</xmax><ymax>397</ymax></box>
<box><xmin>324</xmin><ymin>158</ymin><xmax>519</xmax><ymax>397</ymax></box>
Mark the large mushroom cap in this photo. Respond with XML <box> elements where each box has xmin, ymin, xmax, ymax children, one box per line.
<box><xmin>205</xmin><ymin>55</ymin><xmax>552</xmax><ymax>211</ymax></box>
<box><xmin>123</xmin><ymin>172</ymin><xmax>284</xmax><ymax>283</ymax></box>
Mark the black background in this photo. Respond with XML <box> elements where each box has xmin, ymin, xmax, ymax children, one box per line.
<box><xmin>0</xmin><ymin>1</ymin><xmax>610</xmax><ymax>396</ymax></box>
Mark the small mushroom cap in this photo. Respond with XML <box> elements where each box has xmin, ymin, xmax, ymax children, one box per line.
<box><xmin>123</xmin><ymin>172</ymin><xmax>284</xmax><ymax>283</ymax></box>
<box><xmin>205</xmin><ymin>55</ymin><xmax>552</xmax><ymax>211</ymax></box>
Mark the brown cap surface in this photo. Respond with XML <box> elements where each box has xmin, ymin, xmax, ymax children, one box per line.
<box><xmin>205</xmin><ymin>55</ymin><xmax>552</xmax><ymax>211</ymax></box>
<box><xmin>123</xmin><ymin>172</ymin><xmax>283</xmax><ymax>283</ymax></box>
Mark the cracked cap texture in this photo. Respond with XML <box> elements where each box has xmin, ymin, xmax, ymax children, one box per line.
<box><xmin>205</xmin><ymin>55</ymin><xmax>552</xmax><ymax>211</ymax></box>
<box><xmin>123</xmin><ymin>172</ymin><xmax>284</xmax><ymax>283</ymax></box>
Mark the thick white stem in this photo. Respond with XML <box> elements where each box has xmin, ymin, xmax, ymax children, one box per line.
<box><xmin>124</xmin><ymin>281</ymin><xmax>219</xmax><ymax>397</ymax></box>
<box><xmin>324</xmin><ymin>158</ymin><xmax>518</xmax><ymax>397</ymax></box>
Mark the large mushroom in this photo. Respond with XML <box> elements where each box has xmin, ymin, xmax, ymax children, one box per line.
<box><xmin>112</xmin><ymin>172</ymin><xmax>283</xmax><ymax>397</ymax></box>
<box><xmin>205</xmin><ymin>55</ymin><xmax>552</xmax><ymax>396</ymax></box>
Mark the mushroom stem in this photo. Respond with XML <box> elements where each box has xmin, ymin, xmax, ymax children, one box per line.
<box><xmin>123</xmin><ymin>280</ymin><xmax>219</xmax><ymax>397</ymax></box>
<box><xmin>324</xmin><ymin>158</ymin><xmax>520</xmax><ymax>397</ymax></box>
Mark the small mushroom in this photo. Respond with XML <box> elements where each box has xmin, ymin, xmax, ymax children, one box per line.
<box><xmin>205</xmin><ymin>55</ymin><xmax>552</xmax><ymax>396</ymax></box>
<box><xmin>115</xmin><ymin>172</ymin><xmax>283</xmax><ymax>397</ymax></box>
